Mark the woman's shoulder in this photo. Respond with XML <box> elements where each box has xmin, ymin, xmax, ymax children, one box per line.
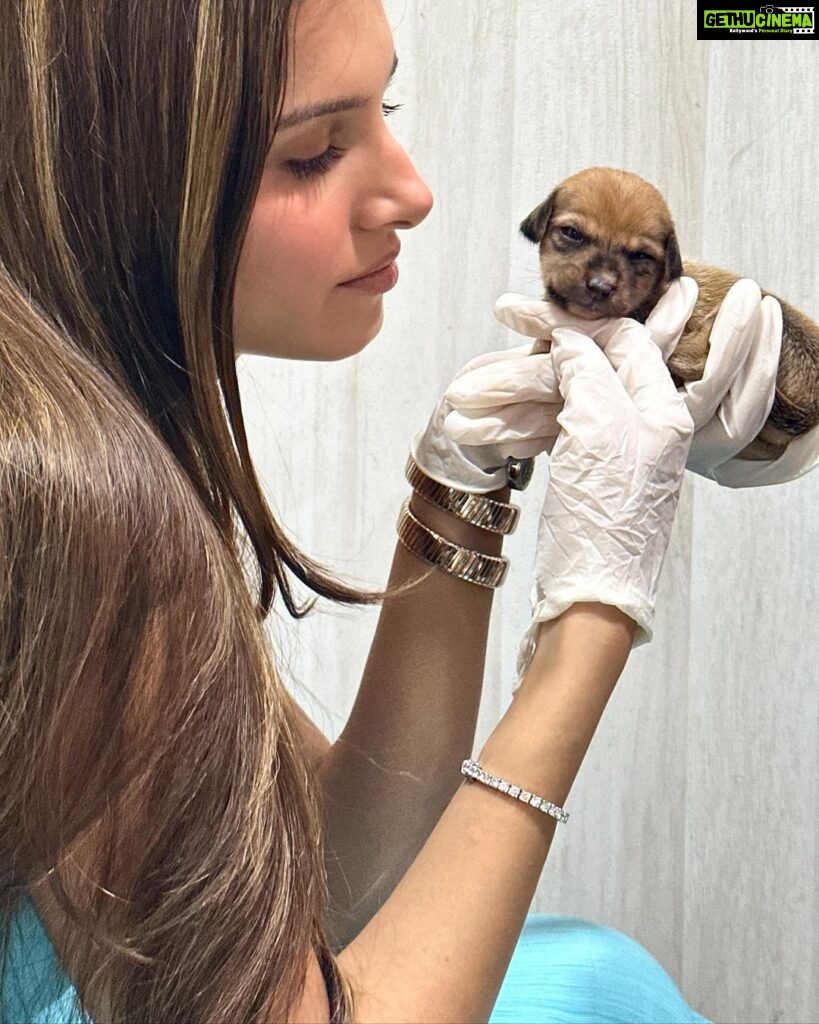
<box><xmin>1</xmin><ymin>893</ymin><xmax>90</xmax><ymax>1024</ymax></box>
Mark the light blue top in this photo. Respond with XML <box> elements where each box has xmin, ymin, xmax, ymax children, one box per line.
<box><xmin>2</xmin><ymin>896</ymin><xmax>711</xmax><ymax>1024</ymax></box>
<box><xmin>2</xmin><ymin>896</ymin><xmax>87</xmax><ymax>1024</ymax></box>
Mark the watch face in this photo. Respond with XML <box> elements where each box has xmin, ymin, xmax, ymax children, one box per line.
<box><xmin>506</xmin><ymin>456</ymin><xmax>535</xmax><ymax>491</ymax></box>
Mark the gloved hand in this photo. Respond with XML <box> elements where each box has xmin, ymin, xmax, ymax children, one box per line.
<box><xmin>486</xmin><ymin>280</ymin><xmax>789</xmax><ymax>487</ymax></box>
<box><xmin>515</xmin><ymin>318</ymin><xmax>696</xmax><ymax>687</ymax></box>
<box><xmin>647</xmin><ymin>281</ymin><xmax>819</xmax><ymax>489</ymax></box>
<box><xmin>410</xmin><ymin>279</ymin><xmax>693</xmax><ymax>494</ymax></box>
<box><xmin>411</xmin><ymin>279</ymin><xmax>696</xmax><ymax>496</ymax></box>
<box><xmin>411</xmin><ymin>346</ymin><xmax>555</xmax><ymax>494</ymax></box>
<box><xmin>443</xmin><ymin>279</ymin><xmax>698</xmax><ymax>462</ymax></box>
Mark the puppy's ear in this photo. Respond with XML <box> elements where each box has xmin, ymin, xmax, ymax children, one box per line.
<box><xmin>664</xmin><ymin>229</ymin><xmax>683</xmax><ymax>280</ymax></box>
<box><xmin>520</xmin><ymin>190</ymin><xmax>557</xmax><ymax>244</ymax></box>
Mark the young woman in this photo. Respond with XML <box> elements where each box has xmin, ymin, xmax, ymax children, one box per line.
<box><xmin>0</xmin><ymin>0</ymin><xmax>779</xmax><ymax>1020</ymax></box>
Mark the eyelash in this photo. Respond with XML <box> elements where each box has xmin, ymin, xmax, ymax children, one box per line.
<box><xmin>287</xmin><ymin>145</ymin><xmax>345</xmax><ymax>181</ymax></box>
<box><xmin>286</xmin><ymin>101</ymin><xmax>405</xmax><ymax>181</ymax></box>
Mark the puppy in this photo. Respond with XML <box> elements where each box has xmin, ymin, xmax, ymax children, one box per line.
<box><xmin>520</xmin><ymin>167</ymin><xmax>819</xmax><ymax>461</ymax></box>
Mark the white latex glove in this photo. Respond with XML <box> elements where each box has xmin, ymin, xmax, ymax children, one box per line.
<box><xmin>409</xmin><ymin>280</ymin><xmax>696</xmax><ymax>494</ymax></box>
<box><xmin>515</xmin><ymin>319</ymin><xmax>695</xmax><ymax>688</ymax></box>
<box><xmin>411</xmin><ymin>344</ymin><xmax>558</xmax><ymax>493</ymax></box>
<box><xmin>444</xmin><ymin>278</ymin><xmax>698</xmax><ymax>460</ymax></box>
<box><xmin>490</xmin><ymin>281</ymin><xmax>815</xmax><ymax>488</ymax></box>
<box><xmin>653</xmin><ymin>282</ymin><xmax>817</xmax><ymax>488</ymax></box>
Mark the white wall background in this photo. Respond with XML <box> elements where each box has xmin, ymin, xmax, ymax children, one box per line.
<box><xmin>237</xmin><ymin>3</ymin><xmax>819</xmax><ymax>1022</ymax></box>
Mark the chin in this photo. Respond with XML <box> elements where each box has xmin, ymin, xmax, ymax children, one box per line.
<box><xmin>316</xmin><ymin>318</ymin><xmax>385</xmax><ymax>362</ymax></box>
<box><xmin>564</xmin><ymin>299</ymin><xmax>638</xmax><ymax>321</ymax></box>
<box><xmin>235</xmin><ymin>306</ymin><xmax>385</xmax><ymax>360</ymax></box>
<box><xmin>566</xmin><ymin>303</ymin><xmax>607</xmax><ymax>321</ymax></box>
<box><xmin>340</xmin><ymin>309</ymin><xmax>385</xmax><ymax>359</ymax></box>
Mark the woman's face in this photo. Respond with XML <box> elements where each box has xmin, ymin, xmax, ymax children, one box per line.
<box><xmin>233</xmin><ymin>0</ymin><xmax>433</xmax><ymax>360</ymax></box>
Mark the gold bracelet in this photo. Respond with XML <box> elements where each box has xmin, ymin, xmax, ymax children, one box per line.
<box><xmin>396</xmin><ymin>499</ymin><xmax>509</xmax><ymax>588</ymax></box>
<box><xmin>405</xmin><ymin>455</ymin><xmax>520</xmax><ymax>536</ymax></box>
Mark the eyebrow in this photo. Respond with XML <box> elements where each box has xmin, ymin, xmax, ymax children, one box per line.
<box><xmin>277</xmin><ymin>53</ymin><xmax>399</xmax><ymax>131</ymax></box>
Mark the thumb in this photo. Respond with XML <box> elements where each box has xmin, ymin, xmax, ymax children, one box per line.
<box><xmin>644</xmin><ymin>277</ymin><xmax>699</xmax><ymax>361</ymax></box>
<box><xmin>494</xmin><ymin>293</ymin><xmax>559</xmax><ymax>338</ymax></box>
<box><xmin>550</xmin><ymin>326</ymin><xmax>616</xmax><ymax>401</ymax></box>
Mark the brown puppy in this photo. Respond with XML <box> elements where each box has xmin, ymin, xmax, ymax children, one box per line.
<box><xmin>521</xmin><ymin>167</ymin><xmax>819</xmax><ymax>461</ymax></box>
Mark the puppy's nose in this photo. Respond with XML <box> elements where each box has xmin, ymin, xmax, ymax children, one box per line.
<box><xmin>586</xmin><ymin>274</ymin><xmax>617</xmax><ymax>298</ymax></box>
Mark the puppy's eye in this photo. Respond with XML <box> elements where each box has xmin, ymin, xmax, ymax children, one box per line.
<box><xmin>628</xmin><ymin>251</ymin><xmax>655</xmax><ymax>263</ymax></box>
<box><xmin>558</xmin><ymin>225</ymin><xmax>584</xmax><ymax>243</ymax></box>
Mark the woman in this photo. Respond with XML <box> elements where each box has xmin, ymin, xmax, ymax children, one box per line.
<box><xmin>0</xmin><ymin>0</ymin><xmax>777</xmax><ymax>1020</ymax></box>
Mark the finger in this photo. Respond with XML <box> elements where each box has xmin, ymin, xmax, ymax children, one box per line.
<box><xmin>452</xmin><ymin>341</ymin><xmax>543</xmax><ymax>380</ymax></box>
<box><xmin>495</xmin><ymin>436</ymin><xmax>554</xmax><ymax>460</ymax></box>
<box><xmin>494</xmin><ymin>294</ymin><xmax>559</xmax><ymax>337</ymax></box>
<box><xmin>697</xmin><ymin>294</ymin><xmax>783</xmax><ymax>459</ymax></box>
<box><xmin>494</xmin><ymin>293</ymin><xmax>610</xmax><ymax>340</ymax></box>
<box><xmin>444</xmin><ymin>402</ymin><xmax>561</xmax><ymax>445</ymax></box>
<box><xmin>644</xmin><ymin>277</ymin><xmax>699</xmax><ymax>362</ymax></box>
<box><xmin>596</xmin><ymin>319</ymin><xmax>687</xmax><ymax>419</ymax></box>
<box><xmin>721</xmin><ymin>294</ymin><xmax>783</xmax><ymax>438</ymax></box>
<box><xmin>681</xmin><ymin>279</ymin><xmax>762</xmax><ymax>429</ymax></box>
<box><xmin>713</xmin><ymin>419</ymin><xmax>819</xmax><ymax>488</ymax></box>
<box><xmin>446</xmin><ymin>352</ymin><xmax>559</xmax><ymax>408</ymax></box>
<box><xmin>549</xmin><ymin>327</ymin><xmax>622</xmax><ymax>403</ymax></box>
<box><xmin>754</xmin><ymin>293</ymin><xmax>784</xmax><ymax>403</ymax></box>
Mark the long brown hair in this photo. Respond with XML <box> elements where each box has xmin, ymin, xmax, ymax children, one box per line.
<box><xmin>0</xmin><ymin>0</ymin><xmax>413</xmax><ymax>1018</ymax></box>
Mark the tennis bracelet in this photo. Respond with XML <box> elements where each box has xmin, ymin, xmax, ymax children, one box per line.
<box><xmin>460</xmin><ymin>758</ymin><xmax>570</xmax><ymax>823</ymax></box>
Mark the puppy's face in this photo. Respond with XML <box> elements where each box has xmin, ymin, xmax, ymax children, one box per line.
<box><xmin>520</xmin><ymin>168</ymin><xmax>683</xmax><ymax>322</ymax></box>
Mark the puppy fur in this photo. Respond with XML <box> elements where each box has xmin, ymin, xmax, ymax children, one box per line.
<box><xmin>521</xmin><ymin>167</ymin><xmax>819</xmax><ymax>462</ymax></box>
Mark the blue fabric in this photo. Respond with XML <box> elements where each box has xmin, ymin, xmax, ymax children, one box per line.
<box><xmin>3</xmin><ymin>897</ymin><xmax>711</xmax><ymax>1024</ymax></box>
<box><xmin>2</xmin><ymin>896</ymin><xmax>87</xmax><ymax>1024</ymax></box>
<box><xmin>491</xmin><ymin>915</ymin><xmax>712</xmax><ymax>1024</ymax></box>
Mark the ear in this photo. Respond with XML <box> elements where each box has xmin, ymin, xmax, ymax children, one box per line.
<box><xmin>520</xmin><ymin>190</ymin><xmax>557</xmax><ymax>244</ymax></box>
<box><xmin>664</xmin><ymin>229</ymin><xmax>683</xmax><ymax>280</ymax></box>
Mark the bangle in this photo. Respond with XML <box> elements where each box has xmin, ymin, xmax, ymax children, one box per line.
<box><xmin>396</xmin><ymin>499</ymin><xmax>509</xmax><ymax>588</ymax></box>
<box><xmin>405</xmin><ymin>455</ymin><xmax>520</xmax><ymax>535</ymax></box>
<box><xmin>460</xmin><ymin>758</ymin><xmax>570</xmax><ymax>823</ymax></box>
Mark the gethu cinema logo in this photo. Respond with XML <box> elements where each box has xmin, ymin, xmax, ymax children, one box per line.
<box><xmin>703</xmin><ymin>7</ymin><xmax>814</xmax><ymax>28</ymax></box>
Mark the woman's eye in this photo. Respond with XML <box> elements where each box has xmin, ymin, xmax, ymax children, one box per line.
<box><xmin>284</xmin><ymin>103</ymin><xmax>403</xmax><ymax>180</ymax></box>
<box><xmin>286</xmin><ymin>145</ymin><xmax>345</xmax><ymax>181</ymax></box>
<box><xmin>559</xmin><ymin>225</ymin><xmax>583</xmax><ymax>243</ymax></box>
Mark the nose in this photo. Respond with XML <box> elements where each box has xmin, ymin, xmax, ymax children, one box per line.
<box><xmin>357</xmin><ymin>130</ymin><xmax>434</xmax><ymax>232</ymax></box>
<box><xmin>586</xmin><ymin>272</ymin><xmax>617</xmax><ymax>299</ymax></box>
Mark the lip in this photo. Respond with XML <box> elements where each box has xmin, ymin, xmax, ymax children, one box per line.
<box><xmin>339</xmin><ymin>246</ymin><xmax>401</xmax><ymax>287</ymax></box>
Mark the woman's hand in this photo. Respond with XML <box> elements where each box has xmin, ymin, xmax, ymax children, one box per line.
<box><xmin>443</xmin><ymin>278</ymin><xmax>698</xmax><ymax>460</ymax></box>
<box><xmin>515</xmin><ymin>317</ymin><xmax>696</xmax><ymax>685</ymax></box>
<box><xmin>408</xmin><ymin>284</ymin><xmax>672</xmax><ymax>492</ymax></box>
<box><xmin>486</xmin><ymin>278</ymin><xmax>787</xmax><ymax>487</ymax></box>
<box><xmin>410</xmin><ymin>350</ymin><xmax>556</xmax><ymax>493</ymax></box>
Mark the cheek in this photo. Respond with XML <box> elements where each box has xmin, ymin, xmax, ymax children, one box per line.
<box><xmin>628</xmin><ymin>262</ymin><xmax>663</xmax><ymax>292</ymax></box>
<box><xmin>240</xmin><ymin>208</ymin><xmax>316</xmax><ymax>297</ymax></box>
<box><xmin>540</xmin><ymin>248</ymin><xmax>582</xmax><ymax>282</ymax></box>
<box><xmin>238</xmin><ymin>191</ymin><xmax>349</xmax><ymax>298</ymax></box>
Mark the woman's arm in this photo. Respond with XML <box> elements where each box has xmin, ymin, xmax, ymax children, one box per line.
<box><xmin>336</xmin><ymin>602</ymin><xmax>635</xmax><ymax>1022</ymax></box>
<box><xmin>318</xmin><ymin>485</ymin><xmax>512</xmax><ymax>949</ymax></box>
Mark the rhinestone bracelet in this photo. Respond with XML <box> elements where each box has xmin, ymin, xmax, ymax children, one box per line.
<box><xmin>460</xmin><ymin>758</ymin><xmax>570</xmax><ymax>823</ymax></box>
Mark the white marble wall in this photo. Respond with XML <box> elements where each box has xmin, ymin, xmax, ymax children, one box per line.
<box><xmin>238</xmin><ymin>3</ymin><xmax>819</xmax><ymax>1021</ymax></box>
